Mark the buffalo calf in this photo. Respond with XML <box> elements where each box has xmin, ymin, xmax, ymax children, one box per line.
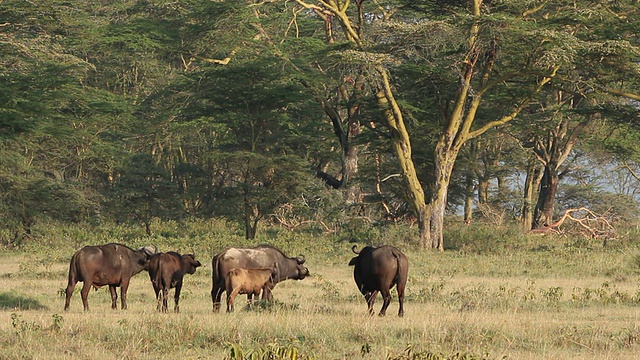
<box><xmin>148</xmin><ymin>252</ymin><xmax>202</xmax><ymax>313</ymax></box>
<box><xmin>349</xmin><ymin>245</ymin><xmax>408</xmax><ymax>317</ymax></box>
<box><xmin>224</xmin><ymin>267</ymin><xmax>277</xmax><ymax>312</ymax></box>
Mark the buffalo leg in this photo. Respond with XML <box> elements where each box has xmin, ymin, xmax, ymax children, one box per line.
<box><xmin>120</xmin><ymin>279</ymin><xmax>130</xmax><ymax>310</ymax></box>
<box><xmin>64</xmin><ymin>281</ymin><xmax>77</xmax><ymax>311</ymax></box>
<box><xmin>173</xmin><ymin>283</ymin><xmax>182</xmax><ymax>313</ymax></box>
<box><xmin>109</xmin><ymin>285</ymin><xmax>118</xmax><ymax>310</ymax></box>
<box><xmin>378</xmin><ymin>289</ymin><xmax>392</xmax><ymax>317</ymax></box>
<box><xmin>156</xmin><ymin>291</ymin><xmax>163</xmax><ymax>312</ymax></box>
<box><xmin>261</xmin><ymin>286</ymin><xmax>273</xmax><ymax>301</ymax></box>
<box><xmin>161</xmin><ymin>287</ymin><xmax>169</xmax><ymax>313</ymax></box>
<box><xmin>80</xmin><ymin>282</ymin><xmax>92</xmax><ymax>311</ymax></box>
<box><xmin>247</xmin><ymin>292</ymin><xmax>253</xmax><ymax>309</ymax></box>
<box><xmin>397</xmin><ymin>283</ymin><xmax>406</xmax><ymax>317</ymax></box>
<box><xmin>364</xmin><ymin>290</ymin><xmax>378</xmax><ymax>316</ymax></box>
<box><xmin>212</xmin><ymin>283</ymin><xmax>224</xmax><ymax>313</ymax></box>
<box><xmin>153</xmin><ymin>283</ymin><xmax>162</xmax><ymax>312</ymax></box>
<box><xmin>227</xmin><ymin>288</ymin><xmax>240</xmax><ymax>313</ymax></box>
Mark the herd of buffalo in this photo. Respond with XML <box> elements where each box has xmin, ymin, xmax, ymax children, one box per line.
<box><xmin>63</xmin><ymin>243</ymin><xmax>409</xmax><ymax>316</ymax></box>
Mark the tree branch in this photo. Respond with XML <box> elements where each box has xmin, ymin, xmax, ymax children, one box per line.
<box><xmin>529</xmin><ymin>207</ymin><xmax>618</xmax><ymax>243</ymax></box>
<box><xmin>196</xmin><ymin>48</ymin><xmax>238</xmax><ymax>65</ymax></box>
<box><xmin>522</xmin><ymin>1</ymin><xmax>551</xmax><ymax>17</ymax></box>
<box><xmin>467</xmin><ymin>66</ymin><xmax>559</xmax><ymax>139</ymax></box>
<box><xmin>622</xmin><ymin>162</ymin><xmax>640</xmax><ymax>182</ymax></box>
<box><xmin>603</xmin><ymin>88</ymin><xmax>640</xmax><ymax>102</ymax></box>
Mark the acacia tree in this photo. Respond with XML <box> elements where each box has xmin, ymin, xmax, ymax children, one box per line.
<box><xmin>527</xmin><ymin>93</ymin><xmax>593</xmax><ymax>229</ymax></box>
<box><xmin>458</xmin><ymin>133</ymin><xmax>517</xmax><ymax>224</ymax></box>
<box><xmin>0</xmin><ymin>0</ymin><xmax>127</xmax><ymax>236</ymax></box>
<box><xmin>514</xmin><ymin>2</ymin><xmax>640</xmax><ymax>230</ymax></box>
<box><xmin>281</xmin><ymin>0</ymin><xmax>580</xmax><ymax>249</ymax></box>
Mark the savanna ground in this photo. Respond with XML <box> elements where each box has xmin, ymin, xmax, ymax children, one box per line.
<box><xmin>2</xmin><ymin>219</ymin><xmax>640</xmax><ymax>359</ymax></box>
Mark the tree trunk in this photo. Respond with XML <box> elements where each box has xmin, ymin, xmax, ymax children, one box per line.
<box><xmin>477</xmin><ymin>178</ymin><xmax>489</xmax><ymax>204</ymax></box>
<box><xmin>304</xmin><ymin>76</ymin><xmax>363</xmax><ymax>204</ymax></box>
<box><xmin>530</xmin><ymin>106</ymin><xmax>591</xmax><ymax>229</ymax></box>
<box><xmin>242</xmin><ymin>179</ymin><xmax>258</xmax><ymax>239</ymax></box>
<box><xmin>533</xmin><ymin>161</ymin><xmax>559</xmax><ymax>228</ymax></box>
<box><xmin>375</xmin><ymin>68</ymin><xmax>431</xmax><ymax>246</ymax></box>
<box><xmin>245</xmin><ymin>220</ymin><xmax>257</xmax><ymax>240</ymax></box>
<box><xmin>463</xmin><ymin>173</ymin><xmax>474</xmax><ymax>224</ymax></box>
<box><xmin>521</xmin><ymin>157</ymin><xmax>543</xmax><ymax>230</ymax></box>
<box><xmin>428</xmin><ymin>149</ymin><xmax>457</xmax><ymax>250</ymax></box>
<box><xmin>343</xmin><ymin>102</ymin><xmax>362</xmax><ymax>203</ymax></box>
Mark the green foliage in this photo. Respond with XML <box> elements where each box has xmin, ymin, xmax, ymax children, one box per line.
<box><xmin>108</xmin><ymin>152</ymin><xmax>183</xmax><ymax>232</ymax></box>
<box><xmin>9</xmin><ymin>312</ymin><xmax>64</xmax><ymax>336</ymax></box>
<box><xmin>0</xmin><ymin>0</ymin><xmax>639</xmax><ymax>248</ymax></box>
<box><xmin>385</xmin><ymin>344</ymin><xmax>492</xmax><ymax>360</ymax></box>
<box><xmin>443</xmin><ymin>222</ymin><xmax>528</xmax><ymax>253</ymax></box>
<box><xmin>225</xmin><ymin>341</ymin><xmax>312</xmax><ymax>360</ymax></box>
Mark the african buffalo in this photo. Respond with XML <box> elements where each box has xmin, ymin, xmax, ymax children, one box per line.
<box><xmin>211</xmin><ymin>245</ymin><xmax>309</xmax><ymax>312</ymax></box>
<box><xmin>64</xmin><ymin>243</ymin><xmax>157</xmax><ymax>311</ymax></box>
<box><xmin>349</xmin><ymin>245</ymin><xmax>408</xmax><ymax>317</ymax></box>
<box><xmin>224</xmin><ymin>267</ymin><xmax>277</xmax><ymax>312</ymax></box>
<box><xmin>148</xmin><ymin>251</ymin><xmax>202</xmax><ymax>313</ymax></box>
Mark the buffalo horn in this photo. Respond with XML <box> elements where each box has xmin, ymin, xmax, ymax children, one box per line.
<box><xmin>351</xmin><ymin>245</ymin><xmax>360</xmax><ymax>254</ymax></box>
<box><xmin>141</xmin><ymin>245</ymin><xmax>157</xmax><ymax>255</ymax></box>
<box><xmin>296</xmin><ymin>255</ymin><xmax>306</xmax><ymax>264</ymax></box>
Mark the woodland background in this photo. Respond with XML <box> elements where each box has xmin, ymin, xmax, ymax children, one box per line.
<box><xmin>1</xmin><ymin>0</ymin><xmax>640</xmax><ymax>250</ymax></box>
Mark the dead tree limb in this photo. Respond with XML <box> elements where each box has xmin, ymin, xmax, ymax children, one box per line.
<box><xmin>530</xmin><ymin>207</ymin><xmax>618</xmax><ymax>245</ymax></box>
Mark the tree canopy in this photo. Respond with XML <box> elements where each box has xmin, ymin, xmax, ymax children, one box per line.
<box><xmin>1</xmin><ymin>0</ymin><xmax>639</xmax><ymax>246</ymax></box>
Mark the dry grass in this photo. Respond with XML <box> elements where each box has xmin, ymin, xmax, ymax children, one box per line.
<box><xmin>1</xmin><ymin>249</ymin><xmax>640</xmax><ymax>359</ymax></box>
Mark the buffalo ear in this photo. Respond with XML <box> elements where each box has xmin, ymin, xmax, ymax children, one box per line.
<box><xmin>348</xmin><ymin>257</ymin><xmax>358</xmax><ymax>266</ymax></box>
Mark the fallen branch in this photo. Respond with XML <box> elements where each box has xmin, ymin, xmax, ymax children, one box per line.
<box><xmin>530</xmin><ymin>207</ymin><xmax>618</xmax><ymax>244</ymax></box>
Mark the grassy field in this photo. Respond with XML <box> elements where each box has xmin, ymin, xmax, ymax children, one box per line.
<box><xmin>1</xmin><ymin>221</ymin><xmax>640</xmax><ymax>359</ymax></box>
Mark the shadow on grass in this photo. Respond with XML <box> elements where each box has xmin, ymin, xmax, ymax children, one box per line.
<box><xmin>0</xmin><ymin>292</ymin><xmax>48</xmax><ymax>310</ymax></box>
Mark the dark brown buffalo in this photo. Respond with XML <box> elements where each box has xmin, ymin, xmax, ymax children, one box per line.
<box><xmin>64</xmin><ymin>243</ymin><xmax>157</xmax><ymax>311</ymax></box>
<box><xmin>148</xmin><ymin>251</ymin><xmax>202</xmax><ymax>313</ymax></box>
<box><xmin>211</xmin><ymin>245</ymin><xmax>309</xmax><ymax>312</ymax></box>
<box><xmin>224</xmin><ymin>267</ymin><xmax>277</xmax><ymax>312</ymax></box>
<box><xmin>349</xmin><ymin>245</ymin><xmax>408</xmax><ymax>317</ymax></box>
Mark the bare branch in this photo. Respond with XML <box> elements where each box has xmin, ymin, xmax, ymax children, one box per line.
<box><xmin>604</xmin><ymin>88</ymin><xmax>640</xmax><ymax>101</ymax></box>
<box><xmin>622</xmin><ymin>162</ymin><xmax>640</xmax><ymax>182</ymax></box>
<box><xmin>196</xmin><ymin>48</ymin><xmax>238</xmax><ymax>66</ymax></box>
<box><xmin>522</xmin><ymin>1</ymin><xmax>551</xmax><ymax>17</ymax></box>
<box><xmin>530</xmin><ymin>207</ymin><xmax>618</xmax><ymax>244</ymax></box>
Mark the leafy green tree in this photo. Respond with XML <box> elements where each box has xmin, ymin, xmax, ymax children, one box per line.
<box><xmin>267</xmin><ymin>0</ymin><xmax>562</xmax><ymax>249</ymax></box>
<box><xmin>510</xmin><ymin>1</ymin><xmax>640</xmax><ymax>229</ymax></box>
<box><xmin>0</xmin><ymin>0</ymin><xmax>124</xmax><ymax>236</ymax></box>
<box><xmin>171</xmin><ymin>40</ymin><xmax>327</xmax><ymax>238</ymax></box>
<box><xmin>109</xmin><ymin>153</ymin><xmax>182</xmax><ymax>236</ymax></box>
<box><xmin>260</xmin><ymin>0</ymin><xmax>640</xmax><ymax>250</ymax></box>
